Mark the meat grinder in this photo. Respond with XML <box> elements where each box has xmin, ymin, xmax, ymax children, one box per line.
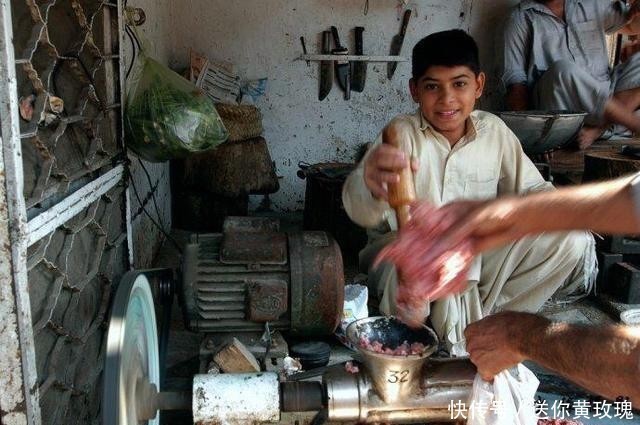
<box><xmin>102</xmin><ymin>271</ymin><xmax>475</xmax><ymax>424</ymax></box>
<box><xmin>322</xmin><ymin>316</ymin><xmax>476</xmax><ymax>423</ymax></box>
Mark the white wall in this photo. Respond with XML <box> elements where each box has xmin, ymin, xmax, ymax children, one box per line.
<box><xmin>124</xmin><ymin>0</ymin><xmax>173</xmax><ymax>267</ymax></box>
<box><xmin>168</xmin><ymin>0</ymin><xmax>519</xmax><ymax>211</ymax></box>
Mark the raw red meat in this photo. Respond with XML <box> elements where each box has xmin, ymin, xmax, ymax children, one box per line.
<box><xmin>358</xmin><ymin>336</ymin><xmax>425</xmax><ymax>356</ymax></box>
<box><xmin>344</xmin><ymin>361</ymin><xmax>360</xmax><ymax>374</ymax></box>
<box><xmin>374</xmin><ymin>202</ymin><xmax>474</xmax><ymax>328</ymax></box>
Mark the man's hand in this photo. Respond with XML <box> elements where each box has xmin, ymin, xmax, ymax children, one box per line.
<box><xmin>363</xmin><ymin>144</ymin><xmax>419</xmax><ymax>201</ymax></box>
<box><xmin>464</xmin><ymin>312</ymin><xmax>547</xmax><ymax>381</ymax></box>
<box><xmin>426</xmin><ymin>197</ymin><xmax>531</xmax><ymax>253</ymax></box>
<box><xmin>620</xmin><ymin>0</ymin><xmax>640</xmax><ymax>34</ymax></box>
<box><xmin>629</xmin><ymin>0</ymin><xmax>640</xmax><ymax>21</ymax></box>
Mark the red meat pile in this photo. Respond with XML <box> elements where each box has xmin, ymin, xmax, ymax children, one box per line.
<box><xmin>358</xmin><ymin>336</ymin><xmax>425</xmax><ymax>356</ymax></box>
<box><xmin>374</xmin><ymin>202</ymin><xmax>474</xmax><ymax>328</ymax></box>
<box><xmin>344</xmin><ymin>361</ymin><xmax>360</xmax><ymax>374</ymax></box>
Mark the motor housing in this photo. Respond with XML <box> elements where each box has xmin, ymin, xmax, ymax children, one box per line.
<box><xmin>182</xmin><ymin>216</ymin><xmax>344</xmax><ymax>335</ymax></box>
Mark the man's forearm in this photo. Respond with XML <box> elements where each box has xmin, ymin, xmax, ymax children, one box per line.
<box><xmin>513</xmin><ymin>175</ymin><xmax>640</xmax><ymax>235</ymax></box>
<box><xmin>521</xmin><ymin>318</ymin><xmax>640</xmax><ymax>404</ymax></box>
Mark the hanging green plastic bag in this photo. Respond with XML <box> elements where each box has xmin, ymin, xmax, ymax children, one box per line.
<box><xmin>124</xmin><ymin>44</ymin><xmax>228</xmax><ymax>162</ymax></box>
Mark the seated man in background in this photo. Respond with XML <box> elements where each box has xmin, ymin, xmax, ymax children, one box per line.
<box><xmin>342</xmin><ymin>29</ymin><xmax>596</xmax><ymax>354</ymax></box>
<box><xmin>503</xmin><ymin>0</ymin><xmax>640</xmax><ymax>149</ymax></box>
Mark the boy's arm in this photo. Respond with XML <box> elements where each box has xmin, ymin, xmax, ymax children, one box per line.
<box><xmin>465</xmin><ymin>312</ymin><xmax>640</xmax><ymax>404</ymax></box>
<box><xmin>342</xmin><ymin>136</ymin><xmax>393</xmax><ymax>228</ymax></box>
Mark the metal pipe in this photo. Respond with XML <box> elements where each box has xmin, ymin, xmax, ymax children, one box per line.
<box><xmin>0</xmin><ymin>1</ymin><xmax>41</xmax><ymax>422</ymax></box>
<box><xmin>192</xmin><ymin>373</ymin><xmax>280</xmax><ymax>424</ymax></box>
<box><xmin>280</xmin><ymin>381</ymin><xmax>324</xmax><ymax>412</ymax></box>
<box><xmin>134</xmin><ymin>387</ymin><xmax>191</xmax><ymax>421</ymax></box>
<box><xmin>366</xmin><ymin>408</ymin><xmax>455</xmax><ymax>423</ymax></box>
<box><xmin>27</xmin><ymin>165</ymin><xmax>125</xmax><ymax>246</ymax></box>
<box><xmin>156</xmin><ymin>392</ymin><xmax>191</xmax><ymax>411</ymax></box>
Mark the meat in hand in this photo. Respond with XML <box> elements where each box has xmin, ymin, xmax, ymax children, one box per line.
<box><xmin>374</xmin><ymin>202</ymin><xmax>474</xmax><ymax>327</ymax></box>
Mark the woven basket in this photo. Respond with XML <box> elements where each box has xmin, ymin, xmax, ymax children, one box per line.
<box><xmin>215</xmin><ymin>103</ymin><xmax>263</xmax><ymax>142</ymax></box>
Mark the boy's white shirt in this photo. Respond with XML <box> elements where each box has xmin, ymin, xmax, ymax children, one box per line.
<box><xmin>342</xmin><ymin>109</ymin><xmax>553</xmax><ymax>282</ymax></box>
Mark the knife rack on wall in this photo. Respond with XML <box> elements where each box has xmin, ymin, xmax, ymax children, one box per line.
<box><xmin>298</xmin><ymin>55</ymin><xmax>406</xmax><ymax>62</ymax></box>
<box><xmin>303</xmin><ymin>54</ymin><xmax>407</xmax><ymax>101</ymax></box>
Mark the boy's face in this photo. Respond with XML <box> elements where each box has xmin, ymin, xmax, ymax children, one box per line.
<box><xmin>409</xmin><ymin>65</ymin><xmax>485</xmax><ymax>142</ymax></box>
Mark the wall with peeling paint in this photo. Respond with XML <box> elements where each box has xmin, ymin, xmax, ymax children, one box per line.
<box><xmin>167</xmin><ymin>0</ymin><xmax>519</xmax><ymax>211</ymax></box>
<box><xmin>124</xmin><ymin>0</ymin><xmax>173</xmax><ymax>267</ymax></box>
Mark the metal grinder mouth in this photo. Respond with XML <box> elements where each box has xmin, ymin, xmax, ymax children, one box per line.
<box><xmin>345</xmin><ymin>316</ymin><xmax>438</xmax><ymax>402</ymax></box>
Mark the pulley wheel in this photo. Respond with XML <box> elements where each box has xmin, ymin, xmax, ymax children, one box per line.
<box><xmin>103</xmin><ymin>272</ymin><xmax>160</xmax><ymax>425</ymax></box>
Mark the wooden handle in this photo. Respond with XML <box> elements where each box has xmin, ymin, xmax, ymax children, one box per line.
<box><xmin>382</xmin><ymin>123</ymin><xmax>416</xmax><ymax>228</ymax></box>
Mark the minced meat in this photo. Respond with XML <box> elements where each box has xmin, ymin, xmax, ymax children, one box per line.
<box><xmin>374</xmin><ymin>202</ymin><xmax>474</xmax><ymax>327</ymax></box>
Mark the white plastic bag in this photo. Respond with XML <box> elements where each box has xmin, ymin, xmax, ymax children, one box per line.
<box><xmin>467</xmin><ymin>364</ymin><xmax>539</xmax><ymax>425</ymax></box>
<box><xmin>335</xmin><ymin>283</ymin><xmax>368</xmax><ymax>350</ymax></box>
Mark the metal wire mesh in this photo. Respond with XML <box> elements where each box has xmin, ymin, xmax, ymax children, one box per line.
<box><xmin>11</xmin><ymin>1</ymin><xmax>125</xmax><ymax>423</ymax></box>
<box><xmin>27</xmin><ymin>184</ymin><xmax>127</xmax><ymax>424</ymax></box>
<box><xmin>13</xmin><ymin>0</ymin><xmax>121</xmax><ymax>210</ymax></box>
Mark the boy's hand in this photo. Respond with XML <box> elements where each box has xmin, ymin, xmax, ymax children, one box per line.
<box><xmin>364</xmin><ymin>144</ymin><xmax>419</xmax><ymax>200</ymax></box>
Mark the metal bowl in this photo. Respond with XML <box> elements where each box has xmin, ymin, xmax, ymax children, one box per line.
<box><xmin>345</xmin><ymin>316</ymin><xmax>438</xmax><ymax>358</ymax></box>
<box><xmin>498</xmin><ymin>110</ymin><xmax>588</xmax><ymax>155</ymax></box>
<box><xmin>345</xmin><ymin>316</ymin><xmax>439</xmax><ymax>402</ymax></box>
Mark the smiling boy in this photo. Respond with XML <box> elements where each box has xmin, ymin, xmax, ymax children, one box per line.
<box><xmin>342</xmin><ymin>30</ymin><xmax>596</xmax><ymax>353</ymax></box>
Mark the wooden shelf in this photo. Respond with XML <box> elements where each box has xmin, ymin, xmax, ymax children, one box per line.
<box><xmin>297</xmin><ymin>54</ymin><xmax>407</xmax><ymax>62</ymax></box>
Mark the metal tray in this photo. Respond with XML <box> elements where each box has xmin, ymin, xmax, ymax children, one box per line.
<box><xmin>498</xmin><ymin>110</ymin><xmax>588</xmax><ymax>155</ymax></box>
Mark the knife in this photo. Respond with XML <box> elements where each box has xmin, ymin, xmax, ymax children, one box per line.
<box><xmin>300</xmin><ymin>36</ymin><xmax>310</xmax><ymax>66</ymax></box>
<box><xmin>351</xmin><ymin>27</ymin><xmax>366</xmax><ymax>92</ymax></box>
<box><xmin>331</xmin><ymin>26</ymin><xmax>351</xmax><ymax>100</ymax></box>
<box><xmin>387</xmin><ymin>9</ymin><xmax>411</xmax><ymax>79</ymax></box>
<box><xmin>319</xmin><ymin>30</ymin><xmax>333</xmax><ymax>101</ymax></box>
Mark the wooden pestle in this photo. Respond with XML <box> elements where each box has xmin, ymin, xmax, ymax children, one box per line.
<box><xmin>382</xmin><ymin>121</ymin><xmax>416</xmax><ymax>229</ymax></box>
